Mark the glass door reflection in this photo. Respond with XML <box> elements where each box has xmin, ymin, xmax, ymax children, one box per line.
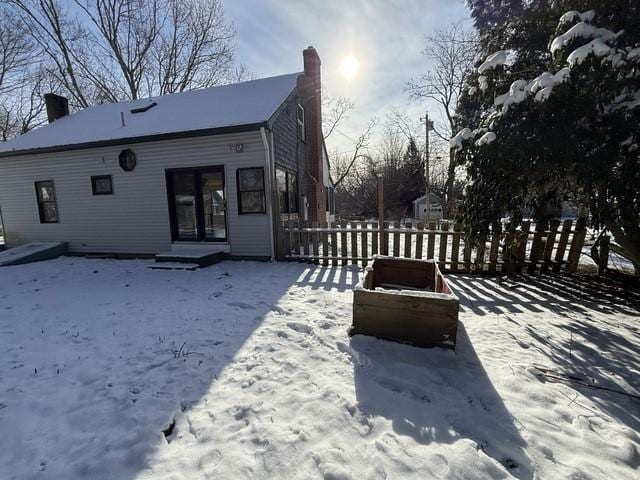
<box><xmin>172</xmin><ymin>172</ymin><xmax>198</xmax><ymax>240</ymax></box>
<box><xmin>201</xmin><ymin>171</ymin><xmax>226</xmax><ymax>241</ymax></box>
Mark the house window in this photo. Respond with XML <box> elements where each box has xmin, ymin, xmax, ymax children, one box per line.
<box><xmin>91</xmin><ymin>175</ymin><xmax>113</xmax><ymax>195</ymax></box>
<box><xmin>237</xmin><ymin>167</ymin><xmax>266</xmax><ymax>214</ymax></box>
<box><xmin>288</xmin><ymin>170</ymin><xmax>298</xmax><ymax>213</ymax></box>
<box><xmin>276</xmin><ymin>167</ymin><xmax>298</xmax><ymax>214</ymax></box>
<box><xmin>35</xmin><ymin>180</ymin><xmax>58</xmax><ymax>223</ymax></box>
<box><xmin>296</xmin><ymin>104</ymin><xmax>305</xmax><ymax>141</ymax></box>
<box><xmin>276</xmin><ymin>168</ymin><xmax>288</xmax><ymax>214</ymax></box>
<box><xmin>325</xmin><ymin>186</ymin><xmax>335</xmax><ymax>214</ymax></box>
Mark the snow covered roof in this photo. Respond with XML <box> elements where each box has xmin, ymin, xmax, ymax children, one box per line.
<box><xmin>412</xmin><ymin>193</ymin><xmax>442</xmax><ymax>205</ymax></box>
<box><xmin>0</xmin><ymin>72</ymin><xmax>301</xmax><ymax>157</ymax></box>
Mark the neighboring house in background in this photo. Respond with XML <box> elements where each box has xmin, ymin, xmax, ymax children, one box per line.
<box><xmin>0</xmin><ymin>48</ymin><xmax>328</xmax><ymax>261</ymax></box>
<box><xmin>412</xmin><ymin>193</ymin><xmax>444</xmax><ymax>222</ymax></box>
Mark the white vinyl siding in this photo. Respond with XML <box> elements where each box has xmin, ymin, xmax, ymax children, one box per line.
<box><xmin>0</xmin><ymin>131</ymin><xmax>271</xmax><ymax>256</ymax></box>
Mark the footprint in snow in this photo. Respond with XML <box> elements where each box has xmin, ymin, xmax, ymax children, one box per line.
<box><xmin>270</xmin><ymin>305</ymin><xmax>290</xmax><ymax>316</ymax></box>
<box><xmin>375</xmin><ymin>376</ymin><xmax>431</xmax><ymax>403</ymax></box>
<box><xmin>227</xmin><ymin>301</ymin><xmax>256</xmax><ymax>310</ymax></box>
<box><xmin>286</xmin><ymin>322</ymin><xmax>313</xmax><ymax>335</ymax></box>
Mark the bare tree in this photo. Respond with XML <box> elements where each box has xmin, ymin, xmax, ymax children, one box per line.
<box><xmin>0</xmin><ymin>72</ymin><xmax>49</xmax><ymax>140</ymax></box>
<box><xmin>74</xmin><ymin>0</ymin><xmax>161</xmax><ymax>100</ymax></box>
<box><xmin>7</xmin><ymin>0</ymin><xmax>239</xmax><ymax>110</ymax></box>
<box><xmin>155</xmin><ymin>0</ymin><xmax>236</xmax><ymax>94</ymax></box>
<box><xmin>0</xmin><ymin>5</ymin><xmax>47</xmax><ymax>140</ymax></box>
<box><xmin>322</xmin><ymin>95</ymin><xmax>354</xmax><ymax>141</ymax></box>
<box><xmin>9</xmin><ymin>0</ymin><xmax>92</xmax><ymax>108</ymax></box>
<box><xmin>385</xmin><ymin>109</ymin><xmax>449</xmax><ymax>195</ymax></box>
<box><xmin>0</xmin><ymin>8</ymin><xmax>34</xmax><ymax>95</ymax></box>
<box><xmin>331</xmin><ymin>119</ymin><xmax>376</xmax><ymax>188</ymax></box>
<box><xmin>385</xmin><ymin>108</ymin><xmax>420</xmax><ymax>144</ymax></box>
<box><xmin>407</xmin><ymin>22</ymin><xmax>478</xmax><ymax>216</ymax></box>
<box><xmin>333</xmin><ymin>118</ymin><xmax>436</xmax><ymax>220</ymax></box>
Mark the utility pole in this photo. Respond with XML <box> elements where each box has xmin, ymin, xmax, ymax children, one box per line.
<box><xmin>420</xmin><ymin>111</ymin><xmax>433</xmax><ymax>223</ymax></box>
<box><xmin>377</xmin><ymin>175</ymin><xmax>386</xmax><ymax>255</ymax></box>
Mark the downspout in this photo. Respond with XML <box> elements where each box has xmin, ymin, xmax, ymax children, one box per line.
<box><xmin>0</xmin><ymin>202</ymin><xmax>6</xmax><ymax>249</ymax></box>
<box><xmin>260</xmin><ymin>127</ymin><xmax>276</xmax><ymax>262</ymax></box>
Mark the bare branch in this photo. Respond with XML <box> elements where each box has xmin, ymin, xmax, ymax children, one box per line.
<box><xmin>407</xmin><ymin>22</ymin><xmax>478</xmax><ymax>135</ymax></box>
<box><xmin>322</xmin><ymin>94</ymin><xmax>354</xmax><ymax>140</ymax></box>
<box><xmin>155</xmin><ymin>0</ymin><xmax>236</xmax><ymax>94</ymax></box>
<box><xmin>333</xmin><ymin>119</ymin><xmax>376</xmax><ymax>187</ymax></box>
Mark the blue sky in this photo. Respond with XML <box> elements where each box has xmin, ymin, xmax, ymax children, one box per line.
<box><xmin>224</xmin><ymin>0</ymin><xmax>471</xmax><ymax>154</ymax></box>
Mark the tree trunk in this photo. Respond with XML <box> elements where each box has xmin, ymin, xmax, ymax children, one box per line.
<box><xmin>445</xmin><ymin>150</ymin><xmax>456</xmax><ymax>218</ymax></box>
<box><xmin>606</xmin><ymin>221</ymin><xmax>640</xmax><ymax>275</ymax></box>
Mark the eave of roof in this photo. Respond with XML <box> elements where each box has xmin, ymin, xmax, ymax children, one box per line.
<box><xmin>0</xmin><ymin>122</ymin><xmax>268</xmax><ymax>159</ymax></box>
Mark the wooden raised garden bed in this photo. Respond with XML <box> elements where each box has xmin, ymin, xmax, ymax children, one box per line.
<box><xmin>350</xmin><ymin>257</ymin><xmax>460</xmax><ymax>349</ymax></box>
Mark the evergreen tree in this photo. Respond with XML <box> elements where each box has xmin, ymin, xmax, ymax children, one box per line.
<box><xmin>455</xmin><ymin>0</ymin><xmax>640</xmax><ymax>272</ymax></box>
<box><xmin>466</xmin><ymin>0</ymin><xmax>527</xmax><ymax>29</ymax></box>
<box><xmin>400</xmin><ymin>139</ymin><xmax>426</xmax><ymax>209</ymax></box>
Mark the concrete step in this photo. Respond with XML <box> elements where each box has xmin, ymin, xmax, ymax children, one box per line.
<box><xmin>154</xmin><ymin>250</ymin><xmax>227</xmax><ymax>267</ymax></box>
<box><xmin>148</xmin><ymin>262</ymin><xmax>200</xmax><ymax>271</ymax></box>
<box><xmin>0</xmin><ymin>242</ymin><xmax>68</xmax><ymax>267</ymax></box>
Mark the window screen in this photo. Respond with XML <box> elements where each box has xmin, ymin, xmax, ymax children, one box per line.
<box><xmin>35</xmin><ymin>181</ymin><xmax>58</xmax><ymax>223</ymax></box>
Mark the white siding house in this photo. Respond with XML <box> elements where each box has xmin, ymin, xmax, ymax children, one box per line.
<box><xmin>0</xmin><ymin>48</ymin><xmax>328</xmax><ymax>260</ymax></box>
<box><xmin>0</xmin><ymin>132</ymin><xmax>270</xmax><ymax>256</ymax></box>
<box><xmin>412</xmin><ymin>193</ymin><xmax>444</xmax><ymax>222</ymax></box>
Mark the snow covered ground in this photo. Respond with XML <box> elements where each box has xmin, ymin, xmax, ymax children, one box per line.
<box><xmin>1</xmin><ymin>257</ymin><xmax>639</xmax><ymax>479</ymax></box>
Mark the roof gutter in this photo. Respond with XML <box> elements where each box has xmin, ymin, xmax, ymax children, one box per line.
<box><xmin>0</xmin><ymin>122</ymin><xmax>268</xmax><ymax>159</ymax></box>
<box><xmin>260</xmin><ymin>127</ymin><xmax>276</xmax><ymax>262</ymax></box>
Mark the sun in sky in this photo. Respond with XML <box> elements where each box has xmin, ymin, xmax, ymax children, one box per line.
<box><xmin>339</xmin><ymin>54</ymin><xmax>360</xmax><ymax>81</ymax></box>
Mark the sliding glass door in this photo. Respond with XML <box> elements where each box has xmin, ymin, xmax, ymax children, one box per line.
<box><xmin>167</xmin><ymin>166</ymin><xmax>227</xmax><ymax>242</ymax></box>
<box><xmin>171</xmin><ymin>172</ymin><xmax>199</xmax><ymax>240</ymax></box>
<box><xmin>201</xmin><ymin>171</ymin><xmax>226</xmax><ymax>241</ymax></box>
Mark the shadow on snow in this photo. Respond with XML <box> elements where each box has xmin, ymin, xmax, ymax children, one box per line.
<box><xmin>350</xmin><ymin>324</ymin><xmax>535</xmax><ymax>479</ymax></box>
<box><xmin>448</xmin><ymin>273</ymin><xmax>640</xmax><ymax>436</ymax></box>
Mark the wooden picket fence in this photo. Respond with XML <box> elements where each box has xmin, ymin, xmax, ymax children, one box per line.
<box><xmin>279</xmin><ymin>218</ymin><xmax>587</xmax><ymax>275</ymax></box>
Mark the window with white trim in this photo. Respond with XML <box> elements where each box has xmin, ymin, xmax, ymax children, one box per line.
<box><xmin>296</xmin><ymin>104</ymin><xmax>305</xmax><ymax>141</ymax></box>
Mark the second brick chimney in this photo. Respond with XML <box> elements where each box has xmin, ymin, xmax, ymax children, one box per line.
<box><xmin>300</xmin><ymin>47</ymin><xmax>326</xmax><ymax>223</ymax></box>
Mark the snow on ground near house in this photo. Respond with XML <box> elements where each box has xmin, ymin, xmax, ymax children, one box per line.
<box><xmin>1</xmin><ymin>258</ymin><xmax>639</xmax><ymax>480</ymax></box>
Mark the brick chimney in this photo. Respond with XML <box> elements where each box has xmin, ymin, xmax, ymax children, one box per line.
<box><xmin>44</xmin><ymin>93</ymin><xmax>69</xmax><ymax>123</ymax></box>
<box><xmin>300</xmin><ymin>47</ymin><xmax>326</xmax><ymax>223</ymax></box>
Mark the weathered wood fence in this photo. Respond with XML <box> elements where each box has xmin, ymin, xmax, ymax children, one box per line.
<box><xmin>279</xmin><ymin>218</ymin><xmax>587</xmax><ymax>274</ymax></box>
